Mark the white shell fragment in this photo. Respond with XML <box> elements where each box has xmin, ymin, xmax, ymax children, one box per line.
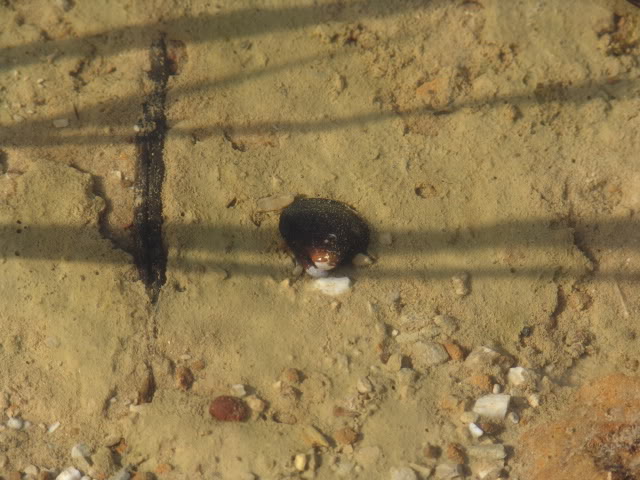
<box><xmin>472</xmin><ymin>394</ymin><xmax>511</xmax><ymax>419</ymax></box>
<box><xmin>256</xmin><ymin>194</ymin><xmax>295</xmax><ymax>212</ymax></box>
<box><xmin>312</xmin><ymin>277</ymin><xmax>351</xmax><ymax>295</ymax></box>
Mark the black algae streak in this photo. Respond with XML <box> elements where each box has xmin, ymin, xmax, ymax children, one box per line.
<box><xmin>133</xmin><ymin>34</ymin><xmax>173</xmax><ymax>303</ymax></box>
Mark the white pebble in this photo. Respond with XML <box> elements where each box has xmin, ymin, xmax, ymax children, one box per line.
<box><xmin>294</xmin><ymin>453</ymin><xmax>307</xmax><ymax>471</ymax></box>
<box><xmin>507</xmin><ymin>411</ymin><xmax>520</xmax><ymax>424</ymax></box>
<box><xmin>508</xmin><ymin>367</ymin><xmax>538</xmax><ymax>387</ymax></box>
<box><xmin>56</xmin><ymin>467</ymin><xmax>82</xmax><ymax>480</ymax></box>
<box><xmin>390</xmin><ymin>466</ymin><xmax>417</xmax><ymax>480</ymax></box>
<box><xmin>7</xmin><ymin>417</ymin><xmax>24</xmax><ymax>430</ymax></box>
<box><xmin>472</xmin><ymin>394</ymin><xmax>511</xmax><ymax>419</ymax></box>
<box><xmin>52</xmin><ymin>118</ymin><xmax>69</xmax><ymax>128</ymax></box>
<box><xmin>492</xmin><ymin>384</ymin><xmax>501</xmax><ymax>394</ymax></box>
<box><xmin>48</xmin><ymin>421</ymin><xmax>61</xmax><ymax>433</ymax></box>
<box><xmin>312</xmin><ymin>277</ymin><xmax>351</xmax><ymax>296</ymax></box>
<box><xmin>230</xmin><ymin>384</ymin><xmax>247</xmax><ymax>397</ymax></box>
<box><xmin>468</xmin><ymin>422</ymin><xmax>484</xmax><ymax>438</ymax></box>
<box><xmin>256</xmin><ymin>194</ymin><xmax>295</xmax><ymax>212</ymax></box>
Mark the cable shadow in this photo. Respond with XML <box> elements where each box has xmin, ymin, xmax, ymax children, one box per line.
<box><xmin>0</xmin><ymin>0</ymin><xmax>434</xmax><ymax>71</ymax></box>
<box><xmin>3</xmin><ymin>74</ymin><xmax>639</xmax><ymax>148</ymax></box>
<box><xmin>1</xmin><ymin>217</ymin><xmax>638</xmax><ymax>280</ymax></box>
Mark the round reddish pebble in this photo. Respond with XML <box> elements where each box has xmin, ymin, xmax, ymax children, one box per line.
<box><xmin>209</xmin><ymin>395</ymin><xmax>250</xmax><ymax>422</ymax></box>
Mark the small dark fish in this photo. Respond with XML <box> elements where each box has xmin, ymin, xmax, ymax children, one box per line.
<box><xmin>279</xmin><ymin>197</ymin><xmax>370</xmax><ymax>277</ymax></box>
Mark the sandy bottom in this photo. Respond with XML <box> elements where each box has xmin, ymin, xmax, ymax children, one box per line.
<box><xmin>1</xmin><ymin>1</ymin><xmax>639</xmax><ymax>479</ymax></box>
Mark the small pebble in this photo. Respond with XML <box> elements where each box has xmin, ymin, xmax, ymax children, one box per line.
<box><xmin>48</xmin><ymin>421</ymin><xmax>61</xmax><ymax>433</ymax></box>
<box><xmin>492</xmin><ymin>384</ymin><xmax>502</xmax><ymax>394</ymax></box>
<box><xmin>71</xmin><ymin>443</ymin><xmax>91</xmax><ymax>460</ymax></box>
<box><xmin>294</xmin><ymin>453</ymin><xmax>307</xmax><ymax>471</ymax></box>
<box><xmin>209</xmin><ymin>396</ymin><xmax>250</xmax><ymax>422</ymax></box>
<box><xmin>7</xmin><ymin>417</ymin><xmax>24</xmax><ymax>430</ymax></box>
<box><xmin>389</xmin><ymin>466</ymin><xmax>417</xmax><ymax>480</ymax></box>
<box><xmin>281</xmin><ymin>367</ymin><xmax>302</xmax><ymax>384</ymax></box>
<box><xmin>52</xmin><ymin>118</ymin><xmax>69</xmax><ymax>128</ymax></box>
<box><xmin>469</xmin><ymin>423</ymin><xmax>484</xmax><ymax>438</ymax></box>
<box><xmin>464</xmin><ymin>346</ymin><xmax>502</xmax><ymax>370</ymax></box>
<box><xmin>442</xmin><ymin>342</ymin><xmax>465</xmax><ymax>361</ymax></box>
<box><xmin>244</xmin><ymin>394</ymin><xmax>266</xmax><ymax>414</ymax></box>
<box><xmin>508</xmin><ymin>367</ymin><xmax>538</xmax><ymax>387</ymax></box>
<box><xmin>472</xmin><ymin>394</ymin><xmax>511</xmax><ymax>419</ymax></box>
<box><xmin>108</xmin><ymin>469</ymin><xmax>131</xmax><ymax>480</ymax></box>
<box><xmin>176</xmin><ymin>365</ymin><xmax>194</xmax><ymax>391</ymax></box>
<box><xmin>410</xmin><ymin>341</ymin><xmax>450</xmax><ymax>369</ymax></box>
<box><xmin>55</xmin><ymin>468</ymin><xmax>82</xmax><ymax>480</ymax></box>
<box><xmin>433</xmin><ymin>315</ymin><xmax>459</xmax><ymax>334</ymax></box>
<box><xmin>302</xmin><ymin>425</ymin><xmax>330</xmax><ymax>448</ymax></box>
<box><xmin>434</xmin><ymin>463</ymin><xmax>463</xmax><ymax>479</ymax></box>
<box><xmin>230</xmin><ymin>384</ymin><xmax>247</xmax><ymax>397</ymax></box>
<box><xmin>356</xmin><ymin>377</ymin><xmax>374</xmax><ymax>394</ymax></box>
<box><xmin>24</xmin><ymin>465</ymin><xmax>39</xmax><ymax>476</ymax></box>
<box><xmin>451</xmin><ymin>273</ymin><xmax>470</xmax><ymax>296</ymax></box>
<box><xmin>379</xmin><ymin>232</ymin><xmax>393</xmax><ymax>246</ymax></box>
<box><xmin>334</xmin><ymin>426</ymin><xmax>358</xmax><ymax>445</ymax></box>
<box><xmin>385</xmin><ymin>353</ymin><xmax>404</xmax><ymax>371</ymax></box>
<box><xmin>446</xmin><ymin>443</ymin><xmax>466</xmax><ymax>464</ymax></box>
<box><xmin>256</xmin><ymin>194</ymin><xmax>295</xmax><ymax>212</ymax></box>
<box><xmin>527</xmin><ymin>393</ymin><xmax>541</xmax><ymax>408</ymax></box>
<box><xmin>507</xmin><ymin>411</ymin><xmax>520</xmax><ymax>424</ymax></box>
<box><xmin>352</xmin><ymin>253</ymin><xmax>374</xmax><ymax>267</ymax></box>
<box><xmin>131</xmin><ymin>473</ymin><xmax>155</xmax><ymax>480</ymax></box>
<box><xmin>312</xmin><ymin>277</ymin><xmax>351</xmax><ymax>296</ymax></box>
<box><xmin>467</xmin><ymin>444</ymin><xmax>506</xmax><ymax>460</ymax></box>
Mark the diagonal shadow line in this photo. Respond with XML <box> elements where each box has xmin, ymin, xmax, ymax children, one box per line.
<box><xmin>1</xmin><ymin>218</ymin><xmax>638</xmax><ymax>280</ymax></box>
<box><xmin>3</xmin><ymin>74</ymin><xmax>639</xmax><ymax>149</ymax></box>
<box><xmin>0</xmin><ymin>0</ymin><xmax>434</xmax><ymax>71</ymax></box>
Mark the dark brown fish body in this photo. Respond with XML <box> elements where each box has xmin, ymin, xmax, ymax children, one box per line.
<box><xmin>279</xmin><ymin>198</ymin><xmax>370</xmax><ymax>276</ymax></box>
